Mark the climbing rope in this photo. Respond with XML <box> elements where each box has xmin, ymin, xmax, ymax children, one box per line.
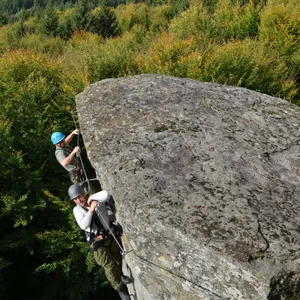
<box><xmin>70</xmin><ymin>109</ymin><xmax>93</xmax><ymax>192</ymax></box>
<box><xmin>71</xmin><ymin>110</ymin><xmax>80</xmax><ymax>147</ymax></box>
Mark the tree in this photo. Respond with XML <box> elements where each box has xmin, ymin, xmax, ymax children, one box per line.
<box><xmin>89</xmin><ymin>6</ymin><xmax>118</xmax><ymax>38</ymax></box>
<box><xmin>0</xmin><ymin>13</ymin><xmax>8</xmax><ymax>26</ymax></box>
<box><xmin>72</xmin><ymin>0</ymin><xmax>91</xmax><ymax>32</ymax></box>
<box><xmin>39</xmin><ymin>5</ymin><xmax>59</xmax><ymax>36</ymax></box>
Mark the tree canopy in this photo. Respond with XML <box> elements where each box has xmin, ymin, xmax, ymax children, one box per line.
<box><xmin>0</xmin><ymin>0</ymin><xmax>299</xmax><ymax>299</ymax></box>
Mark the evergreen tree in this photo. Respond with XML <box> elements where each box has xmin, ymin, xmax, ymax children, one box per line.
<box><xmin>72</xmin><ymin>0</ymin><xmax>91</xmax><ymax>32</ymax></box>
<box><xmin>89</xmin><ymin>5</ymin><xmax>118</xmax><ymax>38</ymax></box>
<box><xmin>0</xmin><ymin>13</ymin><xmax>8</xmax><ymax>26</ymax></box>
<box><xmin>59</xmin><ymin>14</ymin><xmax>74</xmax><ymax>40</ymax></box>
<box><xmin>39</xmin><ymin>5</ymin><xmax>59</xmax><ymax>36</ymax></box>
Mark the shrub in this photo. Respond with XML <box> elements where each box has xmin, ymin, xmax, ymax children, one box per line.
<box><xmin>6</xmin><ymin>21</ymin><xmax>27</xmax><ymax>48</ymax></box>
<box><xmin>0</xmin><ymin>24</ymin><xmax>9</xmax><ymax>53</ymax></box>
<box><xmin>24</xmin><ymin>15</ymin><xmax>39</xmax><ymax>34</ymax></box>
<box><xmin>213</xmin><ymin>0</ymin><xmax>261</xmax><ymax>40</ymax></box>
<box><xmin>88</xmin><ymin>32</ymin><xmax>138</xmax><ymax>82</ymax></box>
<box><xmin>114</xmin><ymin>3</ymin><xmax>150</xmax><ymax>33</ymax></box>
<box><xmin>148</xmin><ymin>4</ymin><xmax>172</xmax><ymax>33</ymax></box>
<box><xmin>19</xmin><ymin>34</ymin><xmax>66</xmax><ymax>56</ymax></box>
<box><xmin>135</xmin><ymin>32</ymin><xmax>201</xmax><ymax>77</ymax></box>
<box><xmin>199</xmin><ymin>39</ymin><xmax>298</xmax><ymax>101</ymax></box>
<box><xmin>63</xmin><ymin>31</ymin><xmax>103</xmax><ymax>84</ymax></box>
<box><xmin>259</xmin><ymin>0</ymin><xmax>300</xmax><ymax>86</ymax></box>
<box><xmin>168</xmin><ymin>2</ymin><xmax>214</xmax><ymax>40</ymax></box>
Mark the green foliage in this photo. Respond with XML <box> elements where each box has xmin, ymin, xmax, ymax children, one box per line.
<box><xmin>213</xmin><ymin>0</ymin><xmax>261</xmax><ymax>40</ymax></box>
<box><xmin>0</xmin><ymin>1</ymin><xmax>300</xmax><ymax>299</ymax></box>
<box><xmin>259</xmin><ymin>0</ymin><xmax>300</xmax><ymax>89</ymax></box>
<box><xmin>63</xmin><ymin>30</ymin><xmax>103</xmax><ymax>82</ymax></box>
<box><xmin>71</xmin><ymin>0</ymin><xmax>91</xmax><ymax>32</ymax></box>
<box><xmin>39</xmin><ymin>5</ymin><xmax>60</xmax><ymax>36</ymax></box>
<box><xmin>88</xmin><ymin>32</ymin><xmax>138</xmax><ymax>81</ymax></box>
<box><xmin>135</xmin><ymin>32</ymin><xmax>200</xmax><ymax>77</ymax></box>
<box><xmin>0</xmin><ymin>12</ymin><xmax>8</xmax><ymax>26</ymax></box>
<box><xmin>18</xmin><ymin>34</ymin><xmax>66</xmax><ymax>56</ymax></box>
<box><xmin>58</xmin><ymin>9</ymin><xmax>75</xmax><ymax>40</ymax></box>
<box><xmin>63</xmin><ymin>30</ymin><xmax>137</xmax><ymax>82</ymax></box>
<box><xmin>198</xmin><ymin>39</ymin><xmax>298</xmax><ymax>100</ymax></box>
<box><xmin>168</xmin><ymin>2</ymin><xmax>214</xmax><ymax>40</ymax></box>
<box><xmin>0</xmin><ymin>51</ymin><xmax>88</xmax><ymax>300</ymax></box>
<box><xmin>89</xmin><ymin>5</ymin><xmax>118</xmax><ymax>38</ymax></box>
<box><xmin>169</xmin><ymin>0</ymin><xmax>190</xmax><ymax>16</ymax></box>
<box><xmin>24</xmin><ymin>15</ymin><xmax>40</xmax><ymax>34</ymax></box>
<box><xmin>147</xmin><ymin>4</ymin><xmax>172</xmax><ymax>33</ymax></box>
<box><xmin>6</xmin><ymin>20</ymin><xmax>27</xmax><ymax>47</ymax></box>
<box><xmin>114</xmin><ymin>2</ymin><xmax>150</xmax><ymax>33</ymax></box>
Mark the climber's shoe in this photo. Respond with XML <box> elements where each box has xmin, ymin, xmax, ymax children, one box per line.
<box><xmin>121</xmin><ymin>275</ymin><xmax>132</xmax><ymax>285</ymax></box>
<box><xmin>118</xmin><ymin>287</ymin><xmax>131</xmax><ymax>300</ymax></box>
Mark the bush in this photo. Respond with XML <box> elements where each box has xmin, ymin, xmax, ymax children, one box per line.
<box><xmin>114</xmin><ymin>3</ymin><xmax>150</xmax><ymax>33</ymax></box>
<box><xmin>0</xmin><ymin>25</ymin><xmax>9</xmax><ymax>53</ymax></box>
<box><xmin>148</xmin><ymin>4</ymin><xmax>172</xmax><ymax>33</ymax></box>
<box><xmin>6</xmin><ymin>21</ymin><xmax>27</xmax><ymax>48</ymax></box>
<box><xmin>135</xmin><ymin>32</ymin><xmax>201</xmax><ymax>78</ymax></box>
<box><xmin>168</xmin><ymin>2</ymin><xmax>214</xmax><ymax>40</ymax></box>
<box><xmin>63</xmin><ymin>31</ymin><xmax>103</xmax><ymax>84</ymax></box>
<box><xmin>259</xmin><ymin>0</ymin><xmax>300</xmax><ymax>86</ymax></box>
<box><xmin>199</xmin><ymin>39</ymin><xmax>298</xmax><ymax>101</ymax></box>
<box><xmin>88</xmin><ymin>32</ymin><xmax>138</xmax><ymax>82</ymax></box>
<box><xmin>213</xmin><ymin>0</ymin><xmax>261</xmax><ymax>40</ymax></box>
<box><xmin>24</xmin><ymin>15</ymin><xmax>40</xmax><ymax>34</ymax></box>
<box><xmin>18</xmin><ymin>34</ymin><xmax>66</xmax><ymax>56</ymax></box>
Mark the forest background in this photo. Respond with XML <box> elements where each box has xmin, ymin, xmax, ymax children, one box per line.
<box><xmin>0</xmin><ymin>0</ymin><xmax>299</xmax><ymax>299</ymax></box>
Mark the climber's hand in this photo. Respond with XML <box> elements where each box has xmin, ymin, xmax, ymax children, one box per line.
<box><xmin>73</xmin><ymin>128</ymin><xmax>80</xmax><ymax>135</ymax></box>
<box><xmin>89</xmin><ymin>199</ymin><xmax>97</xmax><ymax>212</ymax></box>
<box><xmin>87</xmin><ymin>195</ymin><xmax>95</xmax><ymax>206</ymax></box>
<box><xmin>73</xmin><ymin>146</ymin><xmax>80</xmax><ymax>154</ymax></box>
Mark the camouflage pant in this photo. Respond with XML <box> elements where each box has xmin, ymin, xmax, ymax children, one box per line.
<box><xmin>93</xmin><ymin>238</ymin><xmax>125</xmax><ymax>291</ymax></box>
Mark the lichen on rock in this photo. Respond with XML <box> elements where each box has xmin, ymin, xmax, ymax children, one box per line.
<box><xmin>76</xmin><ymin>74</ymin><xmax>300</xmax><ymax>300</ymax></box>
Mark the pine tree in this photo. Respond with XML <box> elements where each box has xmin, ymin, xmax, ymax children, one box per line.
<box><xmin>39</xmin><ymin>5</ymin><xmax>59</xmax><ymax>36</ymax></box>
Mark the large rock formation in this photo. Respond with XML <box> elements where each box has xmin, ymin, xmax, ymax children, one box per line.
<box><xmin>76</xmin><ymin>74</ymin><xmax>300</xmax><ymax>300</ymax></box>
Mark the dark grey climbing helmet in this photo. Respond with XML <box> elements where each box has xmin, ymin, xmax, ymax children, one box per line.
<box><xmin>68</xmin><ymin>184</ymin><xmax>84</xmax><ymax>200</ymax></box>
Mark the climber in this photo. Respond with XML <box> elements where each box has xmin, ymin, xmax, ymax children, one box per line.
<box><xmin>51</xmin><ymin>129</ymin><xmax>84</xmax><ymax>184</ymax></box>
<box><xmin>68</xmin><ymin>184</ymin><xmax>131</xmax><ymax>300</ymax></box>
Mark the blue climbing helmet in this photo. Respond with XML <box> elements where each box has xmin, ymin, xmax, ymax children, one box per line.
<box><xmin>51</xmin><ymin>132</ymin><xmax>65</xmax><ymax>145</ymax></box>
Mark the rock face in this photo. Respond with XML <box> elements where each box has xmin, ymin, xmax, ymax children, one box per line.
<box><xmin>76</xmin><ymin>74</ymin><xmax>300</xmax><ymax>300</ymax></box>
